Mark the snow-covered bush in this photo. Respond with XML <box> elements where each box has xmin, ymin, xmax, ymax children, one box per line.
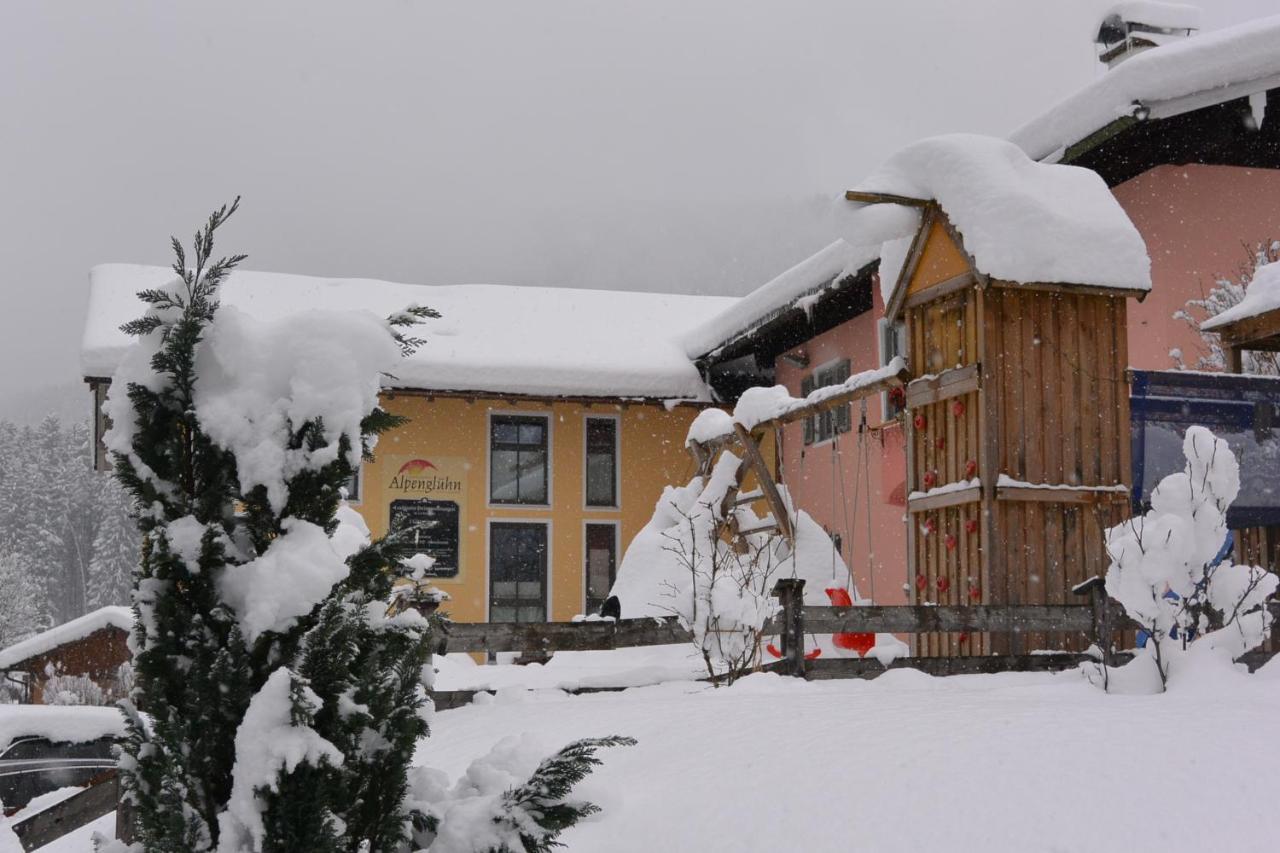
<box><xmin>1172</xmin><ymin>239</ymin><xmax>1279</xmax><ymax>374</ymax></box>
<box><xmin>611</xmin><ymin>447</ymin><xmax>875</xmax><ymax>683</ymax></box>
<box><xmin>1101</xmin><ymin>426</ymin><xmax>1278</xmax><ymax>692</ymax></box>
<box><xmin>406</xmin><ymin>734</ymin><xmax>634</xmax><ymax>853</ymax></box>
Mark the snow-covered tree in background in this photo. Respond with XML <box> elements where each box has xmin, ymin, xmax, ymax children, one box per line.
<box><xmin>106</xmin><ymin>200</ymin><xmax>628</xmax><ymax>853</ymax></box>
<box><xmin>1172</xmin><ymin>239</ymin><xmax>1279</xmax><ymax>374</ymax></box>
<box><xmin>0</xmin><ymin>552</ymin><xmax>42</xmax><ymax>650</ymax></box>
<box><xmin>1101</xmin><ymin>426</ymin><xmax>1278</xmax><ymax>693</ymax></box>
<box><xmin>0</xmin><ymin>415</ymin><xmax>136</xmax><ymax>645</ymax></box>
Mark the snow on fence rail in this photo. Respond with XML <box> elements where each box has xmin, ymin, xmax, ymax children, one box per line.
<box><xmin>9</xmin><ymin>770</ymin><xmax>120</xmax><ymax>851</ymax></box>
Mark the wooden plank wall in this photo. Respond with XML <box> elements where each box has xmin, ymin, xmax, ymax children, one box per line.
<box><xmin>906</xmin><ymin>286</ymin><xmax>985</xmax><ymax>656</ymax></box>
<box><xmin>983</xmin><ymin>287</ymin><xmax>1132</xmax><ymax>653</ymax></box>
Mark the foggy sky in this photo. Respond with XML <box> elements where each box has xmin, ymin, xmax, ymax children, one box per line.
<box><xmin>2</xmin><ymin>0</ymin><xmax>1277</xmax><ymax>400</ymax></box>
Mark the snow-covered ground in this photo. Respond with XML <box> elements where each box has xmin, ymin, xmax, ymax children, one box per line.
<box><xmin>27</xmin><ymin>656</ymin><xmax>1280</xmax><ymax>851</ymax></box>
<box><xmin>423</xmin><ymin>661</ymin><xmax>1280</xmax><ymax>852</ymax></box>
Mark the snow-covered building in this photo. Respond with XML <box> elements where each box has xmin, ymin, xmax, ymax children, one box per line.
<box><xmin>81</xmin><ymin>266</ymin><xmax>734</xmax><ymax>626</ymax></box>
<box><xmin>0</xmin><ymin>606</ymin><xmax>132</xmax><ymax>704</ymax></box>
<box><xmin>690</xmin><ymin>11</ymin><xmax>1280</xmax><ymax>650</ymax></box>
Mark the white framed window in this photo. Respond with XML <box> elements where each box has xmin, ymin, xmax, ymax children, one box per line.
<box><xmin>584</xmin><ymin>416</ymin><xmax>619</xmax><ymax>508</ymax></box>
<box><xmin>802</xmin><ymin>359</ymin><xmax>852</xmax><ymax>445</ymax></box>
<box><xmin>878</xmin><ymin>317</ymin><xmax>907</xmax><ymax>421</ymax></box>
<box><xmin>489</xmin><ymin>414</ymin><xmax>550</xmax><ymax>505</ymax></box>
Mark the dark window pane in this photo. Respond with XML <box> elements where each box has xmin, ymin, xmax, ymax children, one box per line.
<box><xmin>490</xmin><ymin>416</ymin><xmax>549</xmax><ymax>504</ymax></box>
<box><xmin>490</xmin><ymin>523</ymin><xmax>547</xmax><ymax>624</ymax></box>
<box><xmin>491</xmin><ymin>605</ymin><xmax>517</xmax><ymax>622</ymax></box>
<box><xmin>585</xmin><ymin>419</ymin><xmax>617</xmax><ymax>506</ymax></box>
<box><xmin>490</xmin><ymin>449</ymin><xmax>520</xmax><ymax>502</ymax></box>
<box><xmin>584</xmin><ymin>524</ymin><xmax>617</xmax><ymax>614</ymax></box>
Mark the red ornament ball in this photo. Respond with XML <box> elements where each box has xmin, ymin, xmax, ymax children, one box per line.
<box><xmin>964</xmin><ymin>518</ymin><xmax>979</xmax><ymax>534</ymax></box>
<box><xmin>964</xmin><ymin>459</ymin><xmax>978</xmax><ymax>479</ymax></box>
<box><xmin>913</xmin><ymin>413</ymin><xmax>927</xmax><ymax>430</ymax></box>
<box><xmin>936</xmin><ymin>576</ymin><xmax>951</xmax><ymax>593</ymax></box>
<box><xmin>935</xmin><ymin>436</ymin><xmax>946</xmax><ymax>450</ymax></box>
<box><xmin>924</xmin><ymin>517</ymin><xmax>937</xmax><ymax>534</ymax></box>
<box><xmin>968</xmin><ymin>586</ymin><xmax>982</xmax><ymax>601</ymax></box>
<box><xmin>922</xmin><ymin>470</ymin><xmax>937</xmax><ymax>489</ymax></box>
<box><xmin>915</xmin><ymin>574</ymin><xmax>928</xmax><ymax>592</ymax></box>
<box><xmin>945</xmin><ymin>534</ymin><xmax>958</xmax><ymax>551</ymax></box>
<box><xmin>952</xmin><ymin>400</ymin><xmax>966</xmax><ymax>418</ymax></box>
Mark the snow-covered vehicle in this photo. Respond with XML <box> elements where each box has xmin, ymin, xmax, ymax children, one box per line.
<box><xmin>0</xmin><ymin>705</ymin><xmax>122</xmax><ymax>813</ymax></box>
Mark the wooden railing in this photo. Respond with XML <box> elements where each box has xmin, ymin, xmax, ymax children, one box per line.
<box><xmin>10</xmin><ymin>770</ymin><xmax>122</xmax><ymax>852</ymax></box>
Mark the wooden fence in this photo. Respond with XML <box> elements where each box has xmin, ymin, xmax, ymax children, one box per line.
<box><xmin>9</xmin><ymin>770</ymin><xmax>122</xmax><ymax>852</ymax></box>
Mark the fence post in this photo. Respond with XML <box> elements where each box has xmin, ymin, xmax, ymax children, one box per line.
<box><xmin>1072</xmin><ymin>575</ymin><xmax>1114</xmax><ymax>666</ymax></box>
<box><xmin>771</xmin><ymin>578</ymin><xmax>806</xmax><ymax>678</ymax></box>
<box><xmin>115</xmin><ymin>772</ymin><xmax>135</xmax><ymax>844</ymax></box>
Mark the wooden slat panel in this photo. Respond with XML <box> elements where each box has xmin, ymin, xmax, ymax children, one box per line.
<box><xmin>441</xmin><ymin>617</ymin><xmax>693</xmax><ymax>653</ymax></box>
<box><xmin>13</xmin><ymin>774</ymin><xmax>119</xmax><ymax>852</ymax></box>
<box><xmin>1060</xmin><ymin>294</ymin><xmax>1081</xmax><ymax>484</ymax></box>
<box><xmin>907</xmin><ymin>485</ymin><xmax>982</xmax><ymax>513</ymax></box>
<box><xmin>801</xmin><ymin>604</ymin><xmax>1104</xmax><ymax>634</ymax></box>
<box><xmin>1079</xmin><ymin>297</ymin><xmax>1100</xmax><ymax>484</ymax></box>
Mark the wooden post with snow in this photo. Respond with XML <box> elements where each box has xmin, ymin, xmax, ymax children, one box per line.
<box><xmin>772</xmin><ymin>578</ymin><xmax>807</xmax><ymax>678</ymax></box>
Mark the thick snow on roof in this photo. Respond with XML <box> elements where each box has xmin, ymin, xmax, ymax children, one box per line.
<box><xmin>0</xmin><ymin>607</ymin><xmax>132</xmax><ymax>671</ymax></box>
<box><xmin>681</xmin><ymin>240</ymin><xmax>874</xmax><ymax>359</ymax></box>
<box><xmin>82</xmin><ymin>265</ymin><xmax>736</xmax><ymax>400</ymax></box>
<box><xmin>849</xmin><ymin>134</ymin><xmax>1151</xmax><ymax>292</ymax></box>
<box><xmin>1104</xmin><ymin>2</ymin><xmax>1202</xmax><ymax>31</ymax></box>
<box><xmin>1013</xmin><ymin>14</ymin><xmax>1280</xmax><ymax>161</ymax></box>
<box><xmin>682</xmin><ymin>204</ymin><xmax>918</xmax><ymax>359</ymax></box>
<box><xmin>0</xmin><ymin>705</ymin><xmax>126</xmax><ymax>750</ymax></box>
<box><xmin>1202</xmin><ymin>263</ymin><xmax>1280</xmax><ymax>331</ymax></box>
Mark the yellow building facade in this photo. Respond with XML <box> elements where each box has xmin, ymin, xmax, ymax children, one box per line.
<box><xmin>357</xmin><ymin>392</ymin><xmax>705</xmax><ymax>622</ymax></box>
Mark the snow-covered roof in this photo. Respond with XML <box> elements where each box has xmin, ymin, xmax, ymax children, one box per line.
<box><xmin>1202</xmin><ymin>263</ymin><xmax>1280</xmax><ymax>331</ymax></box>
<box><xmin>681</xmin><ymin>205</ymin><xmax>919</xmax><ymax>359</ymax></box>
<box><xmin>82</xmin><ymin>265</ymin><xmax>736</xmax><ymax>400</ymax></box>
<box><xmin>847</xmin><ymin>134</ymin><xmax>1151</xmax><ymax>293</ymax></box>
<box><xmin>1102</xmin><ymin>2</ymin><xmax>1202</xmax><ymax>32</ymax></box>
<box><xmin>1013</xmin><ymin>14</ymin><xmax>1280</xmax><ymax>162</ymax></box>
<box><xmin>681</xmin><ymin>240</ymin><xmax>875</xmax><ymax>359</ymax></box>
<box><xmin>0</xmin><ymin>705</ymin><xmax>126</xmax><ymax>750</ymax></box>
<box><xmin>0</xmin><ymin>607</ymin><xmax>132</xmax><ymax>671</ymax></box>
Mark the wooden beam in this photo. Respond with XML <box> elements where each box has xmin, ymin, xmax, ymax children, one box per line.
<box><xmin>902</xmin><ymin>272</ymin><xmax>977</xmax><ymax>309</ymax></box>
<box><xmin>905</xmin><ymin>363</ymin><xmax>981</xmax><ymax>408</ymax></box>
<box><xmin>794</xmin><ymin>603</ymin><xmax>1135</xmax><ymax>635</ymax></box>
<box><xmin>844</xmin><ymin>189</ymin><xmax>931</xmax><ymax>207</ymax></box>
<box><xmin>1214</xmin><ymin>307</ymin><xmax>1280</xmax><ymax>349</ymax></box>
<box><xmin>439</xmin><ymin>617</ymin><xmax>693</xmax><ymax>654</ymax></box>
<box><xmin>906</xmin><ymin>484</ymin><xmax>982</xmax><ymax>513</ymax></box>
<box><xmin>995</xmin><ymin>484</ymin><xmax>1130</xmax><ymax>505</ymax></box>
<box><xmin>12</xmin><ymin>773</ymin><xmax>120</xmax><ymax>852</ymax></box>
<box><xmin>800</xmin><ymin>652</ymin><xmax>1119</xmax><ymax>680</ymax></box>
<box><xmin>986</xmin><ymin>279</ymin><xmax>1149</xmax><ymax>302</ymax></box>
<box><xmin>733</xmin><ymin>423</ymin><xmax>794</xmax><ymax>543</ymax></box>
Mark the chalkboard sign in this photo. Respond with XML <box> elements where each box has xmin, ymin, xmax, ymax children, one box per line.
<box><xmin>388</xmin><ymin>499</ymin><xmax>460</xmax><ymax>577</ymax></box>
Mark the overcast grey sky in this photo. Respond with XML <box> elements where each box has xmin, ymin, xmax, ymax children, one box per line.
<box><xmin>2</xmin><ymin>0</ymin><xmax>1277</xmax><ymax>402</ymax></box>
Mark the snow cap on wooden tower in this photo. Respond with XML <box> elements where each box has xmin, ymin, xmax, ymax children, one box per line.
<box><xmin>847</xmin><ymin>134</ymin><xmax>1151</xmax><ymax>323</ymax></box>
<box><xmin>845</xmin><ymin>133</ymin><xmax>1150</xmax><ymax>656</ymax></box>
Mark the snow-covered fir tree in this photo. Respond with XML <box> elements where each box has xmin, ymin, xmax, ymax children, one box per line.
<box><xmin>106</xmin><ymin>201</ymin><xmax>629</xmax><ymax>852</ymax></box>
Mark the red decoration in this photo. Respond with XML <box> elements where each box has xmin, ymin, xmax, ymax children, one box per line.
<box><xmin>915</xmin><ymin>574</ymin><xmax>927</xmax><ymax>592</ymax></box>
<box><xmin>964</xmin><ymin>459</ymin><xmax>978</xmax><ymax>479</ymax></box>
<box><xmin>969</xmin><ymin>585</ymin><xmax>982</xmax><ymax>602</ymax></box>
<box><xmin>913</xmin><ymin>412</ymin><xmax>927</xmax><ymax>430</ymax></box>
<box><xmin>825</xmin><ymin>587</ymin><xmax>875</xmax><ymax>656</ymax></box>
<box><xmin>922</xmin><ymin>470</ymin><xmax>937</xmax><ymax>489</ymax></box>
<box><xmin>952</xmin><ymin>400</ymin><xmax>966</xmax><ymax>418</ymax></box>
<box><xmin>889</xmin><ymin>386</ymin><xmax>906</xmax><ymax>407</ymax></box>
<box><xmin>958</xmin><ymin>632</ymin><xmax>969</xmax><ymax>644</ymax></box>
<box><xmin>965</xmin><ymin>518</ymin><xmax>979</xmax><ymax>534</ymax></box>
<box><xmin>936</xmin><ymin>576</ymin><xmax>950</xmax><ymax>593</ymax></box>
<box><xmin>924</xmin><ymin>517</ymin><xmax>937</xmax><ymax>534</ymax></box>
<box><xmin>945</xmin><ymin>534</ymin><xmax>958</xmax><ymax>551</ymax></box>
<box><xmin>935</xmin><ymin>436</ymin><xmax>946</xmax><ymax>450</ymax></box>
<box><xmin>765</xmin><ymin>643</ymin><xmax>824</xmax><ymax>661</ymax></box>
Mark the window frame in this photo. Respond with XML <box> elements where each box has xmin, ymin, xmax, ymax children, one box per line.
<box><xmin>583</xmin><ymin>414</ymin><xmax>620</xmax><ymax>510</ymax></box>
<box><xmin>487</xmin><ymin>411</ymin><xmax>553</xmax><ymax>507</ymax></box>
<box><xmin>877</xmin><ymin>317</ymin><xmax>908</xmax><ymax>422</ymax></box>
<box><xmin>486</xmin><ymin>519</ymin><xmax>551</xmax><ymax>623</ymax></box>
<box><xmin>802</xmin><ymin>358</ymin><xmax>853</xmax><ymax>446</ymax></box>
<box><xmin>582</xmin><ymin>520</ymin><xmax>620</xmax><ymax>616</ymax></box>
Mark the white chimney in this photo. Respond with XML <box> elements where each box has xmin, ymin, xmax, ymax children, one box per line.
<box><xmin>1095</xmin><ymin>2</ymin><xmax>1200</xmax><ymax>68</ymax></box>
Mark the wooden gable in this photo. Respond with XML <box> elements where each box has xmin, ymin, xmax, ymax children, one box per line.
<box><xmin>884</xmin><ymin>207</ymin><xmax>979</xmax><ymax>323</ymax></box>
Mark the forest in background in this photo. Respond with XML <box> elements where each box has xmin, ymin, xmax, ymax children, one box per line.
<box><xmin>0</xmin><ymin>415</ymin><xmax>137</xmax><ymax>649</ymax></box>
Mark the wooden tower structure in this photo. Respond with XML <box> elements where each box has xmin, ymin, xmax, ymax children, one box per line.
<box><xmin>851</xmin><ymin>196</ymin><xmax>1148</xmax><ymax>654</ymax></box>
